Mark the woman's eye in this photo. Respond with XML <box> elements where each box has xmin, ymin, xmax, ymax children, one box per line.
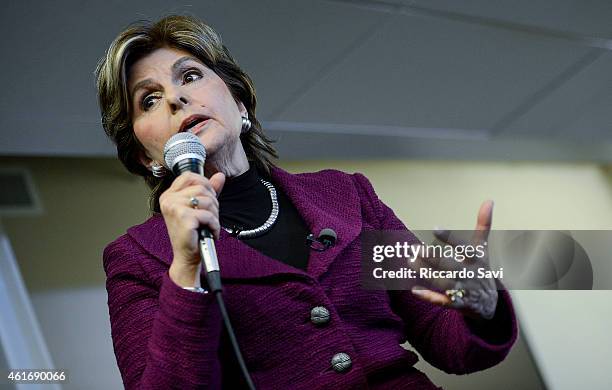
<box><xmin>141</xmin><ymin>94</ymin><xmax>159</xmax><ymax>111</ymax></box>
<box><xmin>183</xmin><ymin>70</ymin><xmax>202</xmax><ymax>84</ymax></box>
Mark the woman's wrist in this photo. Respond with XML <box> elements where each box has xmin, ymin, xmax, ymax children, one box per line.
<box><xmin>169</xmin><ymin>262</ymin><xmax>200</xmax><ymax>287</ymax></box>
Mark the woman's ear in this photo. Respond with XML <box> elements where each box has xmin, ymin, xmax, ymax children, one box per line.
<box><xmin>138</xmin><ymin>151</ymin><xmax>154</xmax><ymax>171</ymax></box>
<box><xmin>237</xmin><ymin>101</ymin><xmax>248</xmax><ymax>117</ymax></box>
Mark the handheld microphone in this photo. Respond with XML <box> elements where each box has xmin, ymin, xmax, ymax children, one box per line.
<box><xmin>163</xmin><ymin>132</ymin><xmax>256</xmax><ymax>390</ymax></box>
<box><xmin>163</xmin><ymin>132</ymin><xmax>221</xmax><ymax>292</ymax></box>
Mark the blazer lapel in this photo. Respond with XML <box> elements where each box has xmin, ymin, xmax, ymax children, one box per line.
<box><xmin>269</xmin><ymin>166</ymin><xmax>362</xmax><ymax>280</ymax></box>
<box><xmin>127</xmin><ymin>166</ymin><xmax>362</xmax><ymax>282</ymax></box>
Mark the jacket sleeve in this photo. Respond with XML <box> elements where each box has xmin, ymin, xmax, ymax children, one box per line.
<box><xmin>103</xmin><ymin>235</ymin><xmax>223</xmax><ymax>389</ymax></box>
<box><xmin>352</xmin><ymin>172</ymin><xmax>518</xmax><ymax>374</ymax></box>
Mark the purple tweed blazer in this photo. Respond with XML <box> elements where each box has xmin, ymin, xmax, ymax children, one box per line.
<box><xmin>103</xmin><ymin>166</ymin><xmax>518</xmax><ymax>389</ymax></box>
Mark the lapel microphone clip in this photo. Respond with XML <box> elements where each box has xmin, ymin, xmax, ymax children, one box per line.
<box><xmin>306</xmin><ymin>228</ymin><xmax>337</xmax><ymax>251</ymax></box>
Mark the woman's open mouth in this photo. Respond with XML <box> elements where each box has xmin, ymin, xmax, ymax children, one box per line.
<box><xmin>186</xmin><ymin>119</ymin><xmax>209</xmax><ymax>135</ymax></box>
<box><xmin>179</xmin><ymin>115</ymin><xmax>211</xmax><ymax>135</ymax></box>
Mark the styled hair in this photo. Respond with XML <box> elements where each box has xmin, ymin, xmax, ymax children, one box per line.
<box><xmin>95</xmin><ymin>15</ymin><xmax>278</xmax><ymax>212</ymax></box>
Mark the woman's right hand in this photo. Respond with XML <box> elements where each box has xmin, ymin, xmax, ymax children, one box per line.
<box><xmin>159</xmin><ymin>171</ymin><xmax>226</xmax><ymax>287</ymax></box>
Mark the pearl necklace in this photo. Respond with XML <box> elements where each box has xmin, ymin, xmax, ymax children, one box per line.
<box><xmin>222</xmin><ymin>179</ymin><xmax>279</xmax><ymax>239</ymax></box>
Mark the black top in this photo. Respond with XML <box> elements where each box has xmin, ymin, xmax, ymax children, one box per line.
<box><xmin>218</xmin><ymin>165</ymin><xmax>310</xmax><ymax>271</ymax></box>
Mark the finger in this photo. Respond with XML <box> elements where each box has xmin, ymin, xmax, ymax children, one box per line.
<box><xmin>416</xmin><ymin>273</ymin><xmax>459</xmax><ymax>292</ymax></box>
<box><xmin>181</xmin><ymin>185</ymin><xmax>219</xmax><ymax>208</ymax></box>
<box><xmin>408</xmin><ymin>266</ymin><xmax>457</xmax><ymax>290</ymax></box>
<box><xmin>433</xmin><ymin>228</ymin><xmax>469</xmax><ymax>247</ymax></box>
<box><xmin>170</xmin><ymin>172</ymin><xmax>216</xmax><ymax>195</ymax></box>
<box><xmin>186</xmin><ymin>195</ymin><xmax>218</xmax><ymax>214</ymax></box>
<box><xmin>472</xmin><ymin>200</ymin><xmax>494</xmax><ymax>245</ymax></box>
<box><xmin>408</xmin><ymin>260</ymin><xmax>460</xmax><ymax>292</ymax></box>
<box><xmin>168</xmin><ymin>171</ymin><xmax>199</xmax><ymax>189</ymax></box>
<box><xmin>411</xmin><ymin>286</ymin><xmax>452</xmax><ymax>307</ymax></box>
<box><xmin>174</xmin><ymin>180</ymin><xmax>218</xmax><ymax>203</ymax></box>
<box><xmin>411</xmin><ymin>244</ymin><xmax>465</xmax><ymax>273</ymax></box>
<box><xmin>208</xmin><ymin>172</ymin><xmax>226</xmax><ymax>198</ymax></box>
<box><xmin>413</xmin><ymin>254</ymin><xmax>463</xmax><ymax>274</ymax></box>
<box><xmin>194</xmin><ymin>209</ymin><xmax>221</xmax><ymax>238</ymax></box>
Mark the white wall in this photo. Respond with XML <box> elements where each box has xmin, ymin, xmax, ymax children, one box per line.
<box><xmin>30</xmin><ymin>287</ymin><xmax>122</xmax><ymax>390</ymax></box>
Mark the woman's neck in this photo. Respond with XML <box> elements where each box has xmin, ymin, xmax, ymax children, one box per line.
<box><xmin>204</xmin><ymin>142</ymin><xmax>250</xmax><ymax>178</ymax></box>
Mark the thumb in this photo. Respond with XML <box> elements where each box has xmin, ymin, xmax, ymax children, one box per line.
<box><xmin>209</xmin><ymin>172</ymin><xmax>226</xmax><ymax>198</ymax></box>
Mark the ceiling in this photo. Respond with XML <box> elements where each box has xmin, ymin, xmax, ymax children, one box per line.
<box><xmin>1</xmin><ymin>0</ymin><xmax>611</xmax><ymax>161</ymax></box>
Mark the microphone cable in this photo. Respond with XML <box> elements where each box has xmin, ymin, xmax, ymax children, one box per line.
<box><xmin>198</xmin><ymin>230</ymin><xmax>256</xmax><ymax>390</ymax></box>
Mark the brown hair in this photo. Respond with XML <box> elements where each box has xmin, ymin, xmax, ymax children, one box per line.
<box><xmin>95</xmin><ymin>15</ymin><xmax>278</xmax><ymax>212</ymax></box>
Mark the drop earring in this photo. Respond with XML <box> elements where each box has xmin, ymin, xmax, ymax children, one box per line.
<box><xmin>151</xmin><ymin>162</ymin><xmax>167</xmax><ymax>178</ymax></box>
<box><xmin>241</xmin><ymin>115</ymin><xmax>252</xmax><ymax>133</ymax></box>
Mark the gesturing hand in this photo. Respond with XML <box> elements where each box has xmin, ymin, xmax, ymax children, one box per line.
<box><xmin>410</xmin><ymin>200</ymin><xmax>499</xmax><ymax>320</ymax></box>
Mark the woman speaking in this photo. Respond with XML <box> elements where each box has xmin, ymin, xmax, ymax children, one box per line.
<box><xmin>96</xmin><ymin>15</ymin><xmax>517</xmax><ymax>389</ymax></box>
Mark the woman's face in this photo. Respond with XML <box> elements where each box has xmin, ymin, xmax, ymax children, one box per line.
<box><xmin>128</xmin><ymin>46</ymin><xmax>247</xmax><ymax>170</ymax></box>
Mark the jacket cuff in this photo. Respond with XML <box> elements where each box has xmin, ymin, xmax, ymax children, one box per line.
<box><xmin>159</xmin><ymin>271</ymin><xmax>221</xmax><ymax>327</ymax></box>
<box><xmin>463</xmin><ymin>288</ymin><xmax>518</xmax><ymax>353</ymax></box>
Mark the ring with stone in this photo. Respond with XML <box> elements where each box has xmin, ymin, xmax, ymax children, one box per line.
<box><xmin>190</xmin><ymin>197</ymin><xmax>199</xmax><ymax>209</ymax></box>
<box><xmin>445</xmin><ymin>288</ymin><xmax>466</xmax><ymax>302</ymax></box>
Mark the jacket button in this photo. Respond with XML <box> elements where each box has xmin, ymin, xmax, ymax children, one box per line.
<box><xmin>310</xmin><ymin>306</ymin><xmax>330</xmax><ymax>325</ymax></box>
<box><xmin>331</xmin><ymin>352</ymin><xmax>352</xmax><ymax>373</ymax></box>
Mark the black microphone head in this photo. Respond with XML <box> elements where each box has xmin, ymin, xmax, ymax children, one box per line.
<box><xmin>163</xmin><ymin>132</ymin><xmax>206</xmax><ymax>176</ymax></box>
<box><xmin>318</xmin><ymin>228</ymin><xmax>337</xmax><ymax>246</ymax></box>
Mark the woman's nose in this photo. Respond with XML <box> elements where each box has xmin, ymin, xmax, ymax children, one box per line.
<box><xmin>168</xmin><ymin>94</ymin><xmax>190</xmax><ymax>113</ymax></box>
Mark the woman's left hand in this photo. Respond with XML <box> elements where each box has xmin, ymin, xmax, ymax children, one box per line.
<box><xmin>410</xmin><ymin>200</ymin><xmax>499</xmax><ymax>320</ymax></box>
